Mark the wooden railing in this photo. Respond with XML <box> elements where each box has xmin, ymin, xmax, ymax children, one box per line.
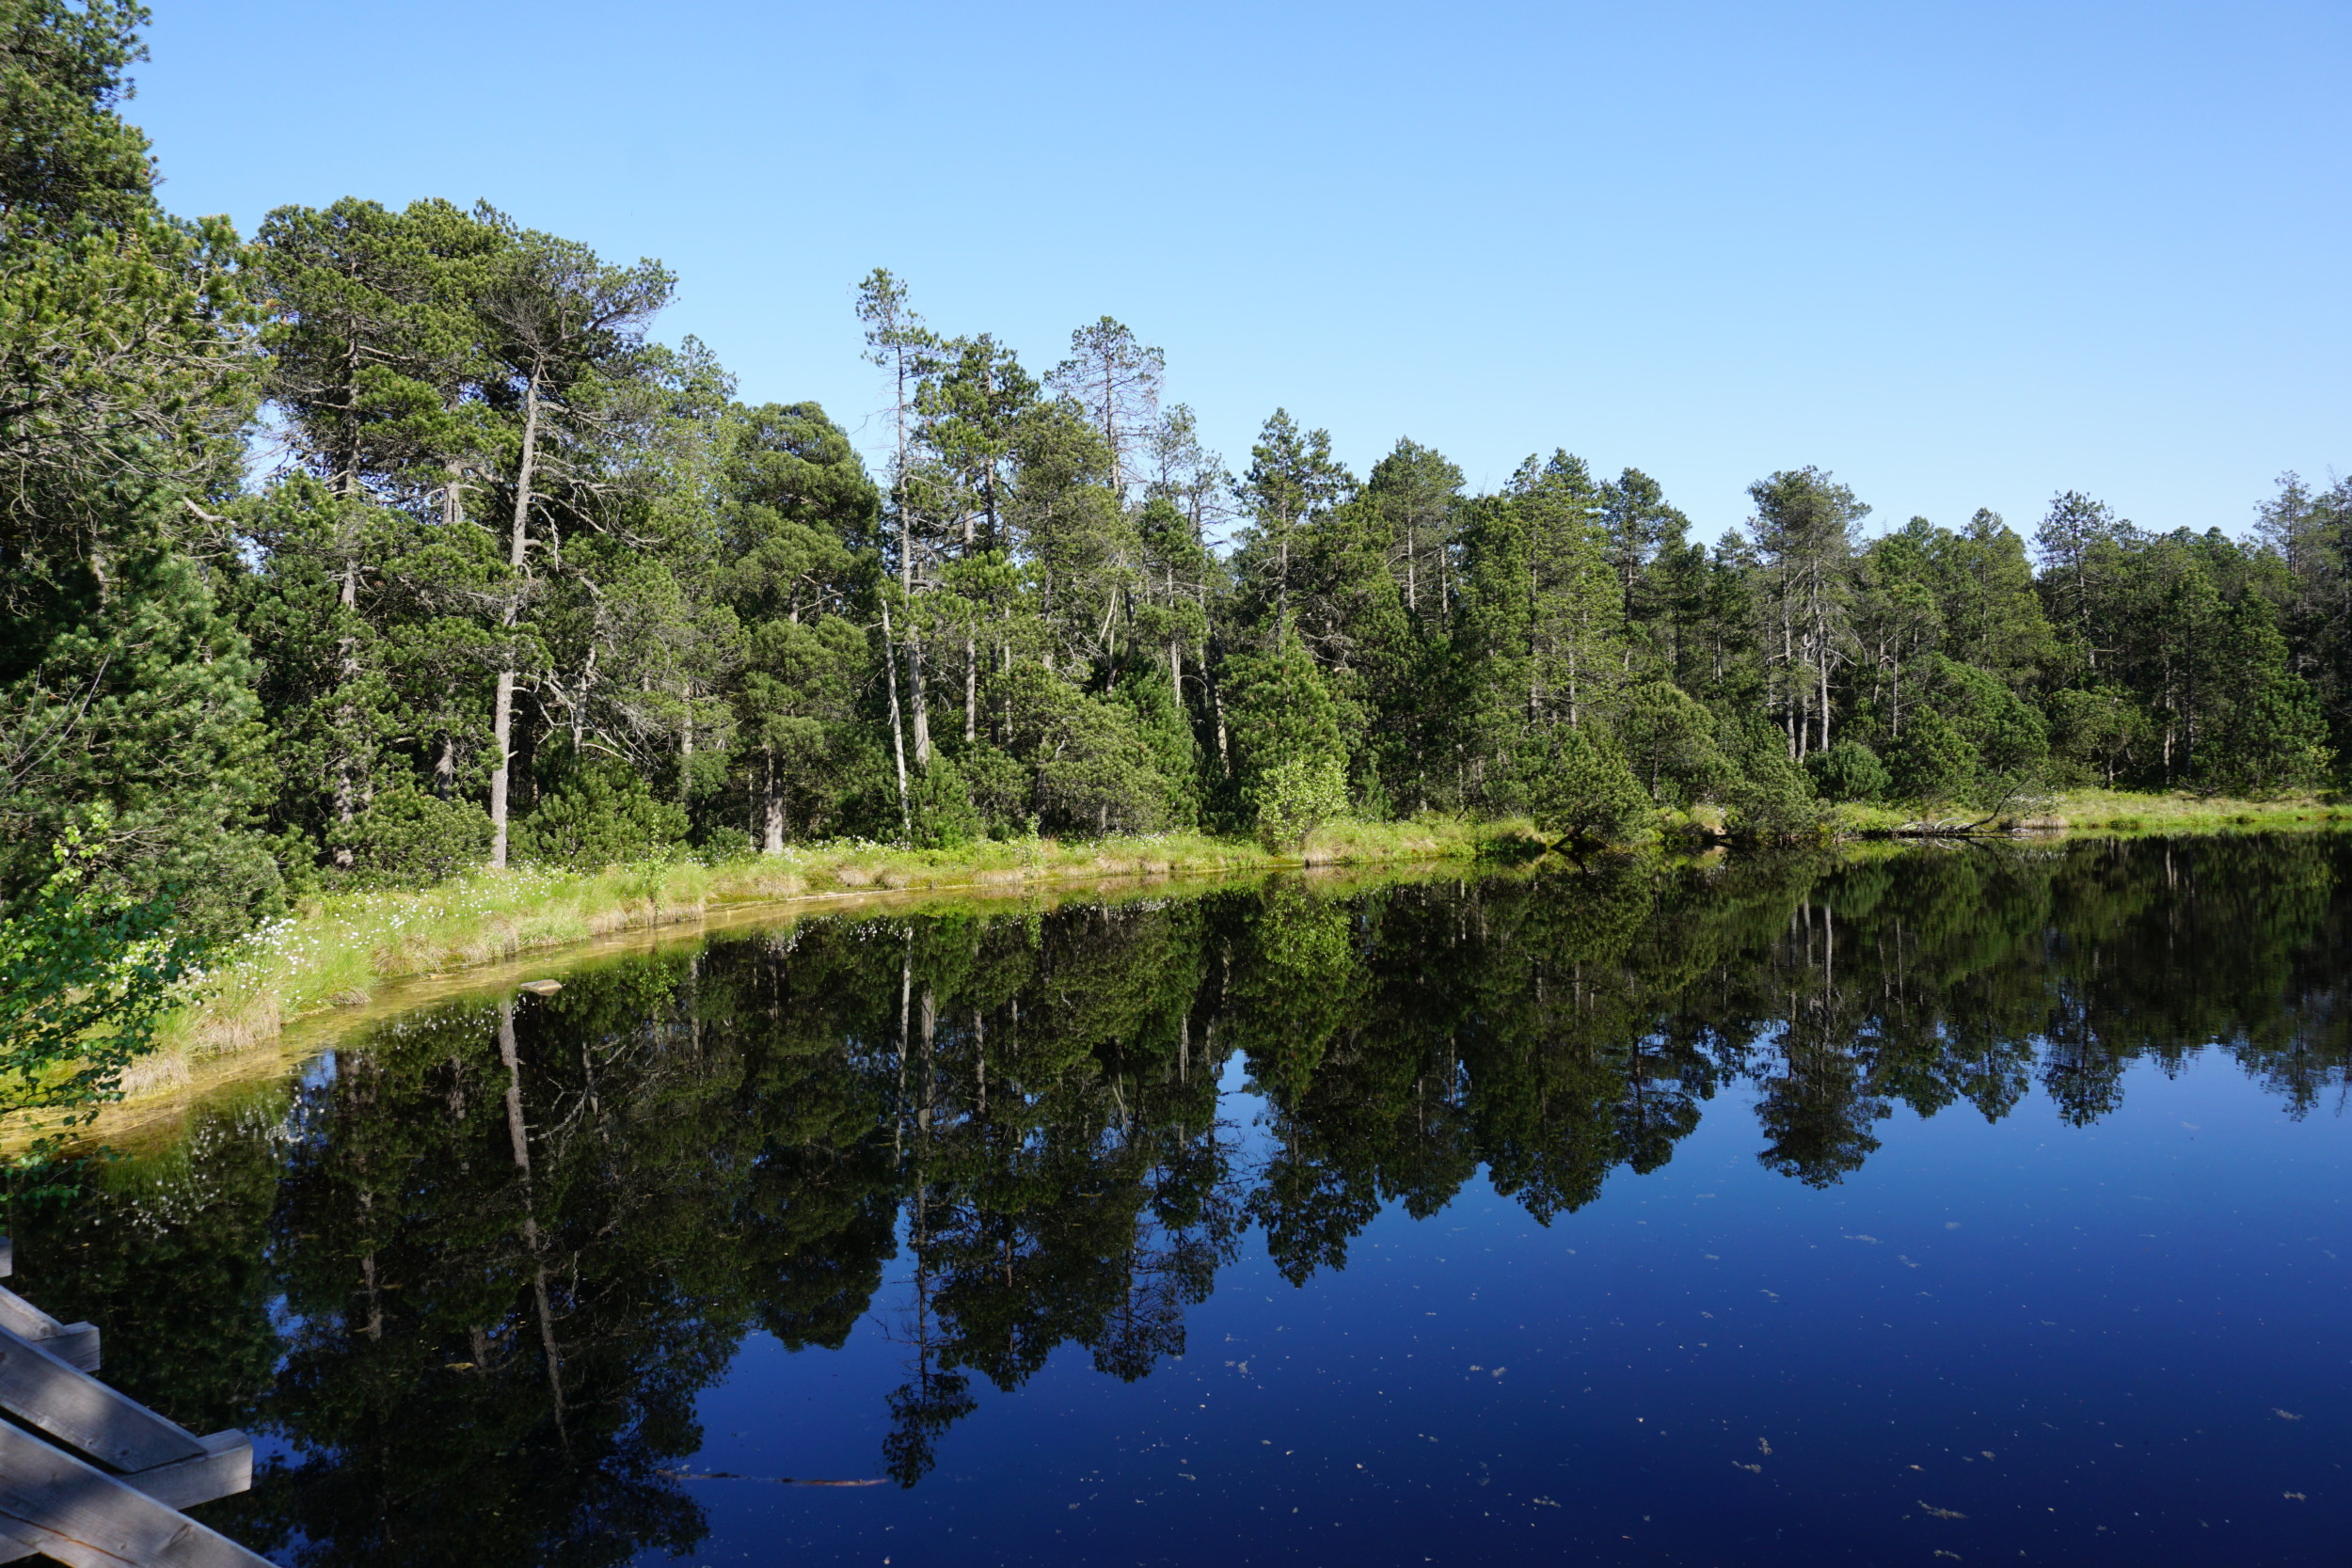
<box><xmin>0</xmin><ymin>1241</ymin><xmax>265</xmax><ymax>1567</ymax></box>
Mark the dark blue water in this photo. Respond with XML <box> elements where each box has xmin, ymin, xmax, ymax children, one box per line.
<box><xmin>14</xmin><ymin>836</ymin><xmax>2350</xmax><ymax>1566</ymax></box>
<box><xmin>674</xmin><ymin>1053</ymin><xmax>2347</xmax><ymax>1566</ymax></box>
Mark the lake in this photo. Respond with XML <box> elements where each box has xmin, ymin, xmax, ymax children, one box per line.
<box><xmin>14</xmin><ymin>834</ymin><xmax>2351</xmax><ymax>1566</ymax></box>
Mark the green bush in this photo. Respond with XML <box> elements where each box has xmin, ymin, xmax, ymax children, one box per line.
<box><xmin>327</xmin><ymin>787</ymin><xmax>493</xmax><ymax>887</ymax></box>
<box><xmin>910</xmin><ymin>756</ymin><xmax>981</xmax><ymax>848</ymax></box>
<box><xmin>1617</xmin><ymin>682</ymin><xmax>1735</xmax><ymax>805</ymax></box>
<box><xmin>1806</xmin><ymin>739</ymin><xmax>1891</xmax><ymax>804</ymax></box>
<box><xmin>695</xmin><ymin>825</ymin><xmax>755</xmax><ymax>864</ymax></box>
<box><xmin>1886</xmin><ymin>708</ymin><xmax>1978</xmax><ymax>807</ymax></box>
<box><xmin>513</xmin><ymin>770</ymin><xmax>691</xmax><ymax>869</ymax></box>
<box><xmin>1252</xmin><ymin>756</ymin><xmax>1350</xmax><ymax>852</ymax></box>
<box><xmin>1523</xmin><ymin>725</ymin><xmax>1650</xmax><ymax>847</ymax></box>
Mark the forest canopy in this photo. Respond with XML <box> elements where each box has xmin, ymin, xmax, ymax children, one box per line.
<box><xmin>4</xmin><ymin>0</ymin><xmax>2346</xmax><ymax>940</ymax></box>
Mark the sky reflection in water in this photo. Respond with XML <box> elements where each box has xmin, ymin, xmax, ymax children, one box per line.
<box><xmin>17</xmin><ymin>836</ymin><xmax>2351</xmax><ymax>1566</ymax></box>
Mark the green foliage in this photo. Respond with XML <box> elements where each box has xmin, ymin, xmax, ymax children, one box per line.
<box><xmin>1251</xmin><ymin>755</ymin><xmax>1350</xmax><ymax>851</ymax></box>
<box><xmin>1886</xmin><ymin>708</ymin><xmax>1979</xmax><ymax>807</ymax></box>
<box><xmin>325</xmin><ymin>786</ymin><xmax>493</xmax><ymax>888</ymax></box>
<box><xmin>1522</xmin><ymin>724</ymin><xmax>1650</xmax><ymax>847</ymax></box>
<box><xmin>3</xmin><ymin>546</ymin><xmax>280</xmax><ymax>941</ymax></box>
<box><xmin>1223</xmin><ymin>630</ymin><xmax>1351</xmax><ymax>832</ymax></box>
<box><xmin>2046</xmin><ymin>687</ymin><xmax>2154</xmax><ymax>787</ymax></box>
<box><xmin>1724</xmin><ymin>721</ymin><xmax>1825</xmax><ymax>844</ymax></box>
<box><xmin>1616</xmin><ymin>681</ymin><xmax>1734</xmax><ymax>804</ymax></box>
<box><xmin>512</xmin><ymin>769</ymin><xmax>691</xmax><ymax>869</ymax></box>
<box><xmin>1806</xmin><ymin>739</ymin><xmax>1891</xmax><ymax>803</ymax></box>
<box><xmin>1931</xmin><ymin>657</ymin><xmax>2050</xmax><ymax>803</ymax></box>
<box><xmin>0</xmin><ymin>835</ymin><xmax>200</xmax><ymax>1136</ymax></box>
<box><xmin>909</xmin><ymin>758</ymin><xmax>981</xmax><ymax>849</ymax></box>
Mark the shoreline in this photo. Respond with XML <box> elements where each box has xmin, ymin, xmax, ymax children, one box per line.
<box><xmin>25</xmin><ymin>791</ymin><xmax>2352</xmax><ymax>1145</ymax></box>
<box><xmin>76</xmin><ymin>821</ymin><xmax>1510</xmax><ymax>1139</ymax></box>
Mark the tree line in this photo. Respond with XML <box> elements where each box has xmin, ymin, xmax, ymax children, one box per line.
<box><xmin>7</xmin><ymin>0</ymin><xmax>2349</xmax><ymax>944</ymax></box>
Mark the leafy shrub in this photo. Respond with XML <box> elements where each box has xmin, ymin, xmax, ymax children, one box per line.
<box><xmin>1721</xmin><ymin>718</ymin><xmax>1825</xmax><ymax>845</ymax></box>
<box><xmin>1806</xmin><ymin>739</ymin><xmax>1891</xmax><ymax>804</ymax></box>
<box><xmin>1617</xmin><ymin>682</ymin><xmax>1735</xmax><ymax>805</ymax></box>
<box><xmin>0</xmin><ymin>835</ymin><xmax>200</xmax><ymax>1136</ymax></box>
<box><xmin>2046</xmin><ymin>686</ymin><xmax>2153</xmax><ymax>788</ymax></box>
<box><xmin>953</xmin><ymin>740</ymin><xmax>1031</xmax><ymax>836</ymax></box>
<box><xmin>1885</xmin><ymin>708</ymin><xmax>1978</xmax><ymax>807</ymax></box>
<box><xmin>1522</xmin><ymin>725</ymin><xmax>1650</xmax><ymax>847</ymax></box>
<box><xmin>695</xmin><ymin>825</ymin><xmax>755</xmax><ymax>864</ymax></box>
<box><xmin>909</xmin><ymin>756</ymin><xmax>981</xmax><ymax>848</ymax></box>
<box><xmin>1252</xmin><ymin>756</ymin><xmax>1350</xmax><ymax>852</ymax></box>
<box><xmin>327</xmin><ymin>787</ymin><xmax>492</xmax><ymax>887</ymax></box>
<box><xmin>513</xmin><ymin>770</ymin><xmax>691</xmax><ymax>869</ymax></box>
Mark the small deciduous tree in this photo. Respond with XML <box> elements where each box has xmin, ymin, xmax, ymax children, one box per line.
<box><xmin>0</xmin><ymin>833</ymin><xmax>200</xmax><ymax>1145</ymax></box>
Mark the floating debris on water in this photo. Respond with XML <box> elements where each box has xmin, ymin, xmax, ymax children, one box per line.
<box><xmin>660</xmin><ymin>1470</ymin><xmax>883</xmax><ymax>1487</ymax></box>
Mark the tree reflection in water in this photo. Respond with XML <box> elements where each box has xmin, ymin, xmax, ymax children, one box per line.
<box><xmin>16</xmin><ymin>834</ymin><xmax>2351</xmax><ymax>1565</ymax></box>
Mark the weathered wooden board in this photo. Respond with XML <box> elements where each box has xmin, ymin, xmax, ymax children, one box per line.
<box><xmin>0</xmin><ymin>1291</ymin><xmax>99</xmax><ymax>1374</ymax></box>
<box><xmin>0</xmin><ymin>1328</ymin><xmax>204</xmax><ymax>1472</ymax></box>
<box><xmin>0</xmin><ymin>1433</ymin><xmax>253</xmax><ymax>1564</ymax></box>
<box><xmin>101</xmin><ymin>1433</ymin><xmax>249</xmax><ymax>1516</ymax></box>
<box><xmin>0</xmin><ymin>1418</ymin><xmax>268</xmax><ymax>1568</ymax></box>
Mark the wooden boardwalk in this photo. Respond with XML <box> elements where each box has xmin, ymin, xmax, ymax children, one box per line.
<box><xmin>0</xmin><ymin>1241</ymin><xmax>265</xmax><ymax>1567</ymax></box>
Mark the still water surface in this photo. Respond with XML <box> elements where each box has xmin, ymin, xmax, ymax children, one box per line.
<box><xmin>16</xmin><ymin>836</ymin><xmax>2352</xmax><ymax>1565</ymax></box>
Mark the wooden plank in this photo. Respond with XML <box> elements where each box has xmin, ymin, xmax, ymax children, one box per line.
<box><xmin>0</xmin><ymin>1290</ymin><xmax>100</xmax><ymax>1373</ymax></box>
<box><xmin>110</xmin><ymin>1433</ymin><xmax>250</xmax><ymax>1515</ymax></box>
<box><xmin>0</xmin><ymin>1433</ymin><xmax>250</xmax><ymax>1565</ymax></box>
<box><xmin>0</xmin><ymin>1327</ymin><xmax>203</xmax><ymax>1472</ymax></box>
<box><xmin>47</xmin><ymin>1330</ymin><xmax>99</xmax><ymax>1377</ymax></box>
<box><xmin>0</xmin><ymin>1418</ymin><xmax>267</xmax><ymax>1568</ymax></box>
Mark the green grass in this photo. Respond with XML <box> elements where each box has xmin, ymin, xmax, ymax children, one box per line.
<box><xmin>1833</xmin><ymin>787</ymin><xmax>2350</xmax><ymax>836</ymax></box>
<box><xmin>120</xmin><ymin>818</ymin><xmax>1510</xmax><ymax>1106</ymax></box>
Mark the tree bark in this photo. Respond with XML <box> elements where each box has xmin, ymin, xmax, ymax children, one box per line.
<box><xmin>488</xmin><ymin>366</ymin><xmax>542</xmax><ymax>870</ymax></box>
<box><xmin>762</xmin><ymin>748</ymin><xmax>785</xmax><ymax>854</ymax></box>
<box><xmin>882</xmin><ymin>601</ymin><xmax>913</xmax><ymax>837</ymax></box>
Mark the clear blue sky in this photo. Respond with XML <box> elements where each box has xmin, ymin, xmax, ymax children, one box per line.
<box><xmin>134</xmin><ymin>0</ymin><xmax>2349</xmax><ymax>544</ymax></box>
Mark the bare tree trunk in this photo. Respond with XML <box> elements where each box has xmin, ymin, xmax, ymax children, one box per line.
<box><xmin>762</xmin><ymin>748</ymin><xmax>785</xmax><ymax>854</ymax></box>
<box><xmin>488</xmin><ymin>368</ymin><xmax>542</xmax><ymax>870</ymax></box>
<box><xmin>908</xmin><ymin>636</ymin><xmax>932</xmax><ymax>768</ymax></box>
<box><xmin>882</xmin><ymin>601</ymin><xmax>913</xmax><ymax>838</ymax></box>
<box><xmin>1818</xmin><ymin>654</ymin><xmax>1832</xmax><ymax>754</ymax></box>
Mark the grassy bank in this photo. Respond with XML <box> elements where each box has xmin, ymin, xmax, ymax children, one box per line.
<box><xmin>60</xmin><ymin>790</ymin><xmax>2352</xmax><ymax>1123</ymax></box>
<box><xmin>1833</xmin><ymin>787</ymin><xmax>2351</xmax><ymax>836</ymax></box>
<box><xmin>131</xmin><ymin>818</ymin><xmax>1508</xmax><ymax>1101</ymax></box>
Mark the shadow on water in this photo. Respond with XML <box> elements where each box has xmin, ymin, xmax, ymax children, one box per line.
<box><xmin>12</xmin><ymin>833</ymin><xmax>2351</xmax><ymax>1565</ymax></box>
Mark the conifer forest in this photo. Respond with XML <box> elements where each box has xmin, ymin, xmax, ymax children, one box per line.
<box><xmin>6</xmin><ymin>0</ymin><xmax>2348</xmax><ymax>962</ymax></box>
